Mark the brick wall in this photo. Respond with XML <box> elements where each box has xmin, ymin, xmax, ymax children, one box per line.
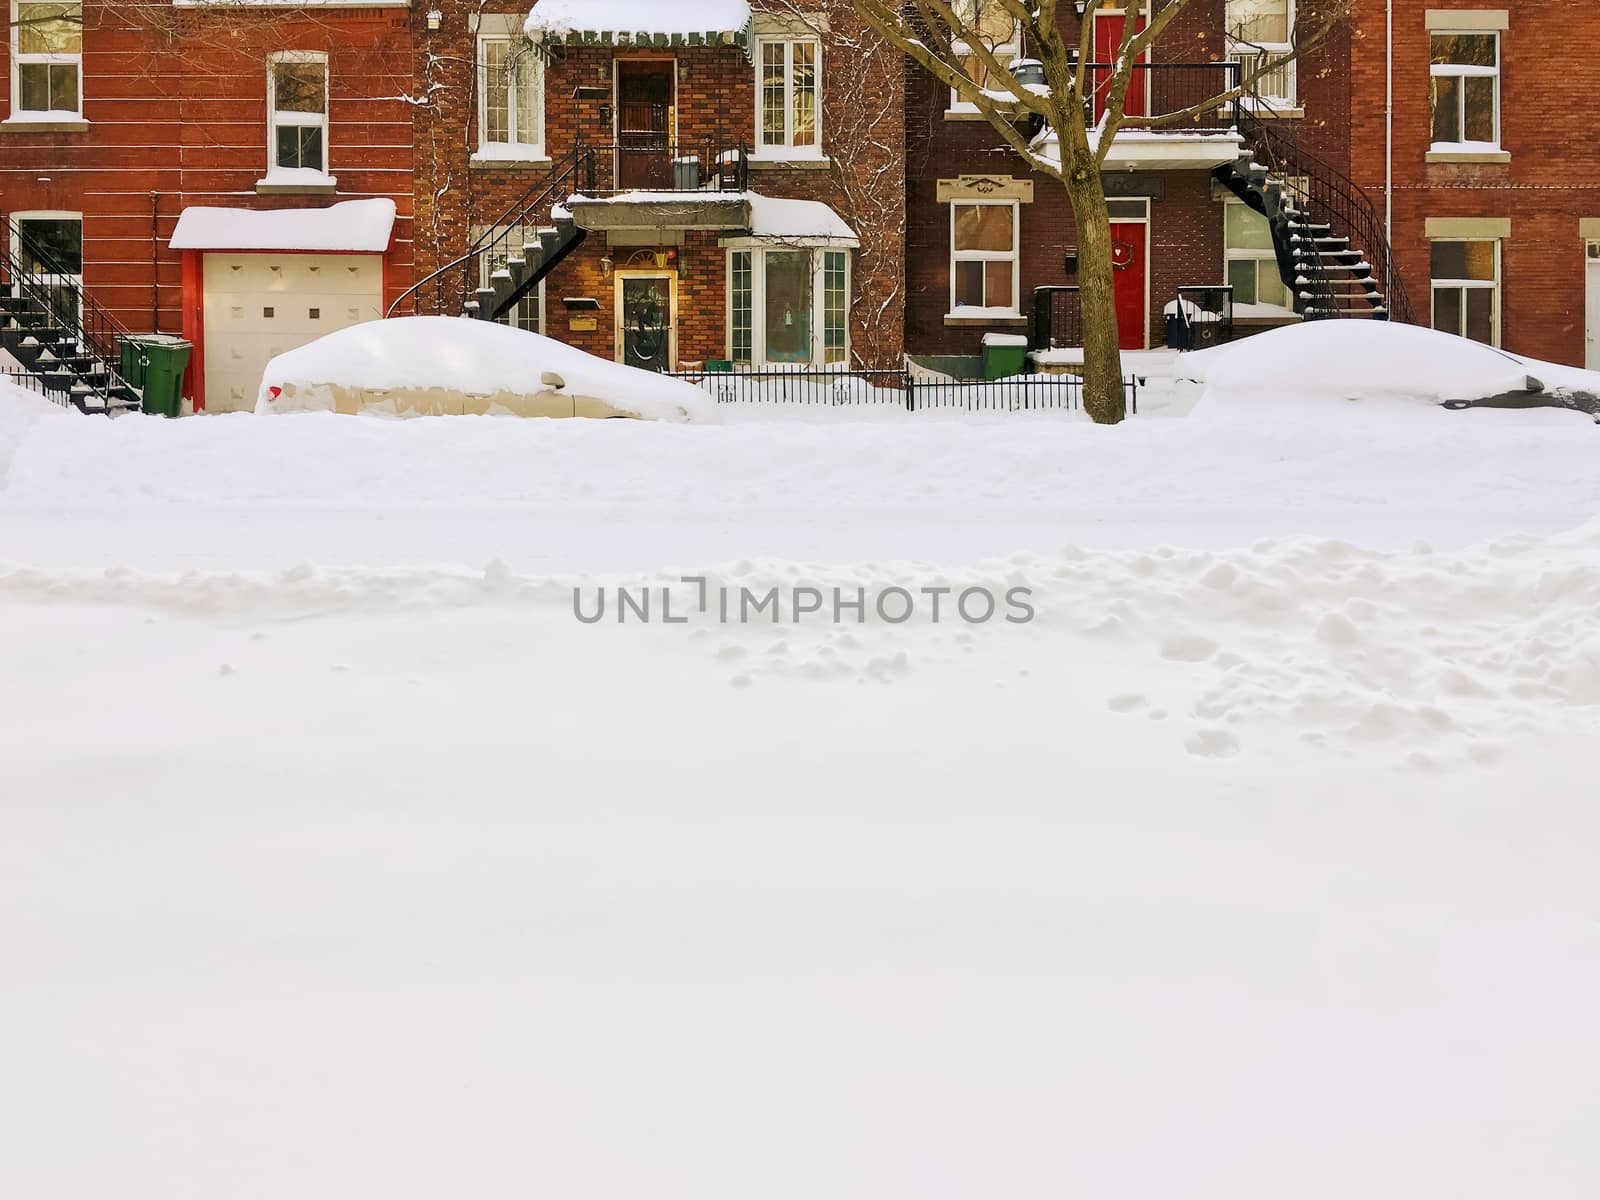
<box><xmin>1350</xmin><ymin>0</ymin><xmax>1600</xmax><ymax>364</ymax></box>
<box><xmin>416</xmin><ymin>0</ymin><xmax>905</xmax><ymax>369</ymax></box>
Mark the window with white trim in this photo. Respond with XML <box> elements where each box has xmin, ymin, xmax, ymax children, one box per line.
<box><xmin>268</xmin><ymin>52</ymin><xmax>330</xmax><ymax>175</ymax></box>
<box><xmin>1227</xmin><ymin>0</ymin><xmax>1295</xmax><ymax>106</ymax></box>
<box><xmin>477</xmin><ymin>33</ymin><xmax>543</xmax><ymax>156</ymax></box>
<box><xmin>727</xmin><ymin>247</ymin><xmax>850</xmax><ymax>366</ymax></box>
<box><xmin>1430</xmin><ymin>32</ymin><xmax>1499</xmax><ymax>148</ymax></box>
<box><xmin>11</xmin><ymin>1</ymin><xmax>82</xmax><ymax>117</ymax></box>
<box><xmin>950</xmin><ymin>200</ymin><xmax>1019</xmax><ymax>314</ymax></box>
<box><xmin>8</xmin><ymin>211</ymin><xmax>82</xmax><ymax>321</ymax></box>
<box><xmin>1224</xmin><ymin>201</ymin><xmax>1293</xmax><ymax>310</ymax></box>
<box><xmin>948</xmin><ymin>0</ymin><xmax>1020</xmax><ymax>110</ymax></box>
<box><xmin>757</xmin><ymin>37</ymin><xmax>820</xmax><ymax>153</ymax></box>
<box><xmin>1431</xmin><ymin>238</ymin><xmax>1499</xmax><ymax>346</ymax></box>
<box><xmin>474</xmin><ymin>227</ymin><xmax>544</xmax><ymax>334</ymax></box>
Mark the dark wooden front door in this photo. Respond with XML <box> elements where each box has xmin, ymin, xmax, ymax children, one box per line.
<box><xmin>616</xmin><ymin>61</ymin><xmax>674</xmax><ymax>190</ymax></box>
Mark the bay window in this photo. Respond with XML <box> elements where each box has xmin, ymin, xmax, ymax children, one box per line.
<box><xmin>757</xmin><ymin>38</ymin><xmax>820</xmax><ymax>154</ymax></box>
<box><xmin>950</xmin><ymin>200</ymin><xmax>1019</xmax><ymax>314</ymax></box>
<box><xmin>727</xmin><ymin>247</ymin><xmax>851</xmax><ymax>366</ymax></box>
<box><xmin>12</xmin><ymin>1</ymin><xmax>83</xmax><ymax>117</ymax></box>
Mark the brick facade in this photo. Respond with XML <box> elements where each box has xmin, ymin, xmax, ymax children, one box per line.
<box><xmin>1350</xmin><ymin>0</ymin><xmax>1599</xmax><ymax>366</ymax></box>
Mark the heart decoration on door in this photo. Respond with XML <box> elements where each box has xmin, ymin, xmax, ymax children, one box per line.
<box><xmin>1111</xmin><ymin>240</ymin><xmax>1137</xmax><ymax>270</ymax></box>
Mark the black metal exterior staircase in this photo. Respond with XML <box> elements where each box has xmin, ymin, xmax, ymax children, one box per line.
<box><xmin>1</xmin><ymin>219</ymin><xmax>142</xmax><ymax>414</ymax></box>
<box><xmin>1214</xmin><ymin>109</ymin><xmax>1414</xmax><ymax>325</ymax></box>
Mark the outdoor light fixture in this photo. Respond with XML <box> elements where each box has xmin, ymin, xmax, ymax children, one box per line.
<box><xmin>425</xmin><ymin>9</ymin><xmax>442</xmax><ymax>32</ymax></box>
<box><xmin>600</xmin><ymin>256</ymin><xmax>613</xmax><ymax>279</ymax></box>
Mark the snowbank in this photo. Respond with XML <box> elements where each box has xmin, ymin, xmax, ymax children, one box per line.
<box><xmin>0</xmin><ymin>376</ymin><xmax>67</xmax><ymax>486</ymax></box>
<box><xmin>257</xmin><ymin>316</ymin><xmax>718</xmax><ymax>423</ymax></box>
<box><xmin>1181</xmin><ymin>320</ymin><xmax>1600</xmax><ymax>411</ymax></box>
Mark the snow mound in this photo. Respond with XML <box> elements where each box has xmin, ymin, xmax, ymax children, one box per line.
<box><xmin>525</xmin><ymin>0</ymin><xmax>751</xmax><ymax>39</ymax></box>
<box><xmin>1181</xmin><ymin>321</ymin><xmax>1599</xmax><ymax>411</ymax></box>
<box><xmin>258</xmin><ymin>317</ymin><xmax>717</xmax><ymax>423</ymax></box>
<box><xmin>0</xmin><ymin>376</ymin><xmax>68</xmax><ymax>488</ymax></box>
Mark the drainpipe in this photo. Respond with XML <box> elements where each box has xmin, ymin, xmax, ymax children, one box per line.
<box><xmin>150</xmin><ymin>191</ymin><xmax>160</xmax><ymax>333</ymax></box>
<box><xmin>1384</xmin><ymin>0</ymin><xmax>1394</xmax><ymax>243</ymax></box>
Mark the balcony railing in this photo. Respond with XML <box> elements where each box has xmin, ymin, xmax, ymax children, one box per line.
<box><xmin>1228</xmin><ymin>45</ymin><xmax>1297</xmax><ymax>109</ymax></box>
<box><xmin>1084</xmin><ymin>61</ymin><xmax>1243</xmax><ymax>131</ymax></box>
<box><xmin>574</xmin><ymin>139</ymin><xmax>749</xmax><ymax>196</ymax></box>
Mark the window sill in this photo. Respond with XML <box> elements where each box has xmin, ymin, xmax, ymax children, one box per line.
<box><xmin>945</xmin><ymin>312</ymin><xmax>1028</xmax><ymax>328</ymax></box>
<box><xmin>1240</xmin><ymin>105</ymin><xmax>1304</xmax><ymax>120</ymax></box>
<box><xmin>1426</xmin><ymin>150</ymin><xmax>1511</xmax><ymax>164</ymax></box>
<box><xmin>470</xmin><ymin>149</ymin><xmax>552</xmax><ymax>168</ymax></box>
<box><xmin>748</xmin><ymin>154</ymin><xmax>830</xmax><ymax>170</ymax></box>
<box><xmin>944</xmin><ymin>108</ymin><xmax>992</xmax><ymax>122</ymax></box>
<box><xmin>1</xmin><ymin>116</ymin><xmax>89</xmax><ymax>132</ymax></box>
<box><xmin>256</xmin><ymin>174</ymin><xmax>338</xmax><ymax>195</ymax></box>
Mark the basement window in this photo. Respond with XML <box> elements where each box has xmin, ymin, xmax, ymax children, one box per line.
<box><xmin>1430</xmin><ymin>33</ymin><xmax>1499</xmax><ymax>149</ymax></box>
<box><xmin>11</xmin><ymin>1</ymin><xmax>83</xmax><ymax>117</ymax></box>
<box><xmin>267</xmin><ymin>52</ymin><xmax>331</xmax><ymax>178</ymax></box>
<box><xmin>1430</xmin><ymin>238</ymin><xmax>1500</xmax><ymax>347</ymax></box>
<box><xmin>727</xmin><ymin>247</ymin><xmax>850</xmax><ymax>366</ymax></box>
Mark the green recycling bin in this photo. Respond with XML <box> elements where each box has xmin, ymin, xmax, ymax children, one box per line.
<box><xmin>121</xmin><ymin>334</ymin><xmax>192</xmax><ymax>418</ymax></box>
<box><xmin>981</xmin><ymin>333</ymin><xmax>1029</xmax><ymax>381</ymax></box>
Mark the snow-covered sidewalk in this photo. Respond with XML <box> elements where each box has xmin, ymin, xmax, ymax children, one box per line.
<box><xmin>4</xmin><ymin>365</ymin><xmax>1600</xmax><ymax>1198</ymax></box>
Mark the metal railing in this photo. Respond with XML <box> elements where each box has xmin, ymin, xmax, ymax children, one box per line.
<box><xmin>1238</xmin><ymin>105</ymin><xmax>1415</xmax><ymax>325</ymax></box>
<box><xmin>1</xmin><ymin>215</ymin><xmax>138</xmax><ymax>410</ymax></box>
<box><xmin>2</xmin><ymin>364</ymin><xmax>70</xmax><ymax>408</ymax></box>
<box><xmin>665</xmin><ymin>366</ymin><xmax>1139</xmax><ymax>414</ymax></box>
<box><xmin>576</xmin><ymin>139</ymin><xmax>749</xmax><ymax>196</ymax></box>
<box><xmin>1033</xmin><ymin>286</ymin><xmax>1083</xmax><ymax>350</ymax></box>
<box><xmin>1086</xmin><ymin>61</ymin><xmax>1243</xmax><ymax>131</ymax></box>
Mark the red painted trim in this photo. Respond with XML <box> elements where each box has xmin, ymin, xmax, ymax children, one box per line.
<box><xmin>181</xmin><ymin>250</ymin><xmax>205</xmax><ymax>412</ymax></box>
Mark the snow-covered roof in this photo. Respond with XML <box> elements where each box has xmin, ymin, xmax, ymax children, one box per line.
<box><xmin>169</xmin><ymin>199</ymin><xmax>397</xmax><ymax>253</ymax></box>
<box><xmin>525</xmin><ymin>0</ymin><xmax>752</xmax><ymax>45</ymax></box>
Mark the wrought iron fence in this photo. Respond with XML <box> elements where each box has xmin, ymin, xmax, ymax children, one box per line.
<box><xmin>2</xmin><ymin>365</ymin><xmax>70</xmax><ymax>408</ymax></box>
<box><xmin>576</xmin><ymin>139</ymin><xmax>749</xmax><ymax>195</ymax></box>
<box><xmin>664</xmin><ymin>367</ymin><xmax>1139</xmax><ymax>415</ymax></box>
<box><xmin>1033</xmin><ymin>286</ymin><xmax>1083</xmax><ymax>350</ymax></box>
<box><xmin>1084</xmin><ymin>61</ymin><xmax>1243</xmax><ymax>130</ymax></box>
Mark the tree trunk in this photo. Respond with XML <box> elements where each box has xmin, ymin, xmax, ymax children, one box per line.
<box><xmin>1062</xmin><ymin>153</ymin><xmax>1126</xmax><ymax>425</ymax></box>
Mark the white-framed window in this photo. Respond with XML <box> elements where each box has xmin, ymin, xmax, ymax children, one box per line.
<box><xmin>1430</xmin><ymin>238</ymin><xmax>1500</xmax><ymax>346</ymax></box>
<box><xmin>727</xmin><ymin>247</ymin><xmax>850</xmax><ymax>366</ymax></box>
<box><xmin>10</xmin><ymin>0</ymin><xmax>83</xmax><ymax>117</ymax></box>
<box><xmin>8</xmin><ymin>210</ymin><xmax>82</xmax><ymax>321</ymax></box>
<box><xmin>1227</xmin><ymin>0</ymin><xmax>1295</xmax><ymax>106</ymax></box>
<box><xmin>267</xmin><ymin>51</ymin><xmax>330</xmax><ymax>176</ymax></box>
<box><xmin>1224</xmin><ymin>200</ymin><xmax>1294</xmax><ymax>310</ymax></box>
<box><xmin>949</xmin><ymin>0</ymin><xmax>1020</xmax><ymax>110</ymax></box>
<box><xmin>477</xmin><ymin>32</ymin><xmax>543</xmax><ymax>157</ymax></box>
<box><xmin>1430</xmin><ymin>32</ymin><xmax>1499</xmax><ymax>148</ymax></box>
<box><xmin>756</xmin><ymin>37</ymin><xmax>820</xmax><ymax>154</ymax></box>
<box><xmin>950</xmin><ymin>200</ymin><xmax>1019</xmax><ymax>314</ymax></box>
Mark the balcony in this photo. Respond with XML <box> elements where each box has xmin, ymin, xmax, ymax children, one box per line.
<box><xmin>564</xmin><ymin>141</ymin><xmax>753</xmax><ymax>232</ymax></box>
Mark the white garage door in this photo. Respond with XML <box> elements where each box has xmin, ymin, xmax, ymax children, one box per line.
<box><xmin>202</xmin><ymin>253</ymin><xmax>382</xmax><ymax>413</ymax></box>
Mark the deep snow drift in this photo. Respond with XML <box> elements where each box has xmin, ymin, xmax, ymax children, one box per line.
<box><xmin>4</xmin><ymin>328</ymin><xmax>1600</xmax><ymax>1199</ymax></box>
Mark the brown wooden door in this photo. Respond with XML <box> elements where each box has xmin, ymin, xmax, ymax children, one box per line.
<box><xmin>616</xmin><ymin>61</ymin><xmax>674</xmax><ymax>190</ymax></box>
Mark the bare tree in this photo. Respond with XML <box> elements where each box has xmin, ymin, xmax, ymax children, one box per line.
<box><xmin>778</xmin><ymin>0</ymin><xmax>1349</xmax><ymax>423</ymax></box>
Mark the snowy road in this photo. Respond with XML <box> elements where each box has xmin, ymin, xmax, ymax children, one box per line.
<box><xmin>4</xmin><ymin>390</ymin><xmax>1600</xmax><ymax>1198</ymax></box>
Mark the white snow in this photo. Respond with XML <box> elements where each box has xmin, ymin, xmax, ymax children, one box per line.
<box><xmin>257</xmin><ymin>316</ymin><xmax>717</xmax><ymax>422</ymax></box>
<box><xmin>525</xmin><ymin>0</ymin><xmax>751</xmax><ymax>39</ymax></box>
<box><xmin>6</xmin><ymin>323</ymin><xmax>1600</xmax><ymax>1199</ymax></box>
<box><xmin>744</xmin><ymin>194</ymin><xmax>858</xmax><ymax>245</ymax></box>
<box><xmin>170</xmin><ymin>198</ymin><xmax>395</xmax><ymax>253</ymax></box>
<box><xmin>981</xmin><ymin>331</ymin><xmax>1029</xmax><ymax>347</ymax></box>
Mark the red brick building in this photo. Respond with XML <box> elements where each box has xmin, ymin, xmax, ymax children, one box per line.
<box><xmin>1349</xmin><ymin>0</ymin><xmax>1599</xmax><ymax>367</ymax></box>
<box><xmin>404</xmin><ymin>0</ymin><xmax>907</xmax><ymax>369</ymax></box>
<box><xmin>904</xmin><ymin>0</ymin><xmax>1376</xmax><ymax>363</ymax></box>
<box><xmin>1</xmin><ymin>1</ymin><xmax>414</xmax><ymax>411</ymax></box>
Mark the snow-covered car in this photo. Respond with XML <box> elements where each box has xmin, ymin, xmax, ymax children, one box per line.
<box><xmin>257</xmin><ymin>316</ymin><xmax>717</xmax><ymax>422</ymax></box>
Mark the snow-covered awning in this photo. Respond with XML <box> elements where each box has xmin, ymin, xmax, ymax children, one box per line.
<box><xmin>524</xmin><ymin>0</ymin><xmax>752</xmax><ymax>52</ymax></box>
<box><xmin>738</xmin><ymin>195</ymin><xmax>858</xmax><ymax>248</ymax></box>
<box><xmin>170</xmin><ymin>199</ymin><xmax>397</xmax><ymax>253</ymax></box>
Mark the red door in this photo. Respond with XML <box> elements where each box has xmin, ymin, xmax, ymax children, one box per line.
<box><xmin>1092</xmin><ymin>12</ymin><xmax>1149</xmax><ymax>123</ymax></box>
<box><xmin>1110</xmin><ymin>222</ymin><xmax>1147</xmax><ymax>350</ymax></box>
